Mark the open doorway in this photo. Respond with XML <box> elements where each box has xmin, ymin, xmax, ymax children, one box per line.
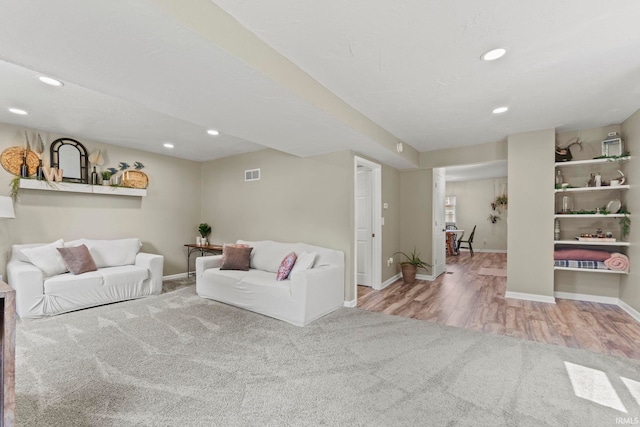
<box><xmin>443</xmin><ymin>160</ymin><xmax>508</xmax><ymax>260</ymax></box>
<box><xmin>354</xmin><ymin>156</ymin><xmax>382</xmax><ymax>295</ymax></box>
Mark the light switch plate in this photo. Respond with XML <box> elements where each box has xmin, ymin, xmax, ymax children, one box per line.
<box><xmin>383</xmin><ymin>203</ymin><xmax>388</xmax><ymax>209</ymax></box>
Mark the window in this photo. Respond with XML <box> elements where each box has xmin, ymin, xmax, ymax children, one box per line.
<box><xmin>445</xmin><ymin>196</ymin><xmax>456</xmax><ymax>224</ymax></box>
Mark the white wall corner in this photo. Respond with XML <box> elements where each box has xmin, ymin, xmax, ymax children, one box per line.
<box><xmin>380</xmin><ymin>273</ymin><xmax>401</xmax><ymax>289</ymax></box>
<box><xmin>505</xmin><ymin>291</ymin><xmax>556</xmax><ymax>304</ymax></box>
<box><xmin>618</xmin><ymin>299</ymin><xmax>640</xmax><ymax>323</ymax></box>
<box><xmin>344</xmin><ymin>299</ymin><xmax>357</xmax><ymax>308</ymax></box>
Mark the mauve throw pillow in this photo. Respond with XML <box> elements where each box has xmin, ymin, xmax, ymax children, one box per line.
<box><xmin>276</xmin><ymin>252</ymin><xmax>298</xmax><ymax>281</ymax></box>
<box><xmin>57</xmin><ymin>244</ymin><xmax>98</xmax><ymax>275</ymax></box>
<box><xmin>220</xmin><ymin>243</ymin><xmax>249</xmax><ymax>265</ymax></box>
<box><xmin>220</xmin><ymin>246</ymin><xmax>253</xmax><ymax>271</ymax></box>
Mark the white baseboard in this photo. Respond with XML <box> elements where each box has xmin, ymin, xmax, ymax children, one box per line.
<box><xmin>343</xmin><ymin>299</ymin><xmax>357</xmax><ymax>308</ymax></box>
<box><xmin>416</xmin><ymin>273</ymin><xmax>435</xmax><ymax>281</ymax></box>
<box><xmin>505</xmin><ymin>291</ymin><xmax>556</xmax><ymax>304</ymax></box>
<box><xmin>554</xmin><ymin>292</ymin><xmax>640</xmax><ymax>322</ymax></box>
<box><xmin>380</xmin><ymin>273</ymin><xmax>401</xmax><ymax>289</ymax></box>
<box><xmin>163</xmin><ymin>273</ymin><xmax>188</xmax><ymax>280</ymax></box>
<box><xmin>619</xmin><ymin>299</ymin><xmax>640</xmax><ymax>323</ymax></box>
<box><xmin>457</xmin><ymin>249</ymin><xmax>508</xmax><ymax>254</ymax></box>
<box><xmin>554</xmin><ymin>292</ymin><xmax>618</xmax><ymax>305</ymax></box>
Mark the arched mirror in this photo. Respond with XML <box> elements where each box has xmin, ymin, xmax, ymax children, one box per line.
<box><xmin>50</xmin><ymin>138</ymin><xmax>89</xmax><ymax>183</ymax></box>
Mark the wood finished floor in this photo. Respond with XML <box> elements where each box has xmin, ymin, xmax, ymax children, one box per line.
<box><xmin>358</xmin><ymin>252</ymin><xmax>640</xmax><ymax>359</ymax></box>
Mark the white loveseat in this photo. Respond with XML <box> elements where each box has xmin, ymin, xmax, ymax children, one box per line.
<box><xmin>7</xmin><ymin>238</ymin><xmax>164</xmax><ymax>319</ymax></box>
<box><xmin>196</xmin><ymin>240</ymin><xmax>344</xmax><ymax>326</ymax></box>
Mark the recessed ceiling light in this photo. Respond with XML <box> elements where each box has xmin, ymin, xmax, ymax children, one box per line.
<box><xmin>8</xmin><ymin>108</ymin><xmax>28</xmax><ymax>115</ymax></box>
<box><xmin>163</xmin><ymin>143</ymin><xmax>174</xmax><ymax>148</ymax></box>
<box><xmin>207</xmin><ymin>129</ymin><xmax>220</xmax><ymax>136</ymax></box>
<box><xmin>481</xmin><ymin>48</ymin><xmax>507</xmax><ymax>61</ymax></box>
<box><xmin>492</xmin><ymin>106</ymin><xmax>509</xmax><ymax>114</ymax></box>
<box><xmin>38</xmin><ymin>76</ymin><xmax>64</xmax><ymax>87</ymax></box>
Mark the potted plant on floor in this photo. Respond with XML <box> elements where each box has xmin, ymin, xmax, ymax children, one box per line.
<box><xmin>394</xmin><ymin>248</ymin><xmax>431</xmax><ymax>285</ymax></box>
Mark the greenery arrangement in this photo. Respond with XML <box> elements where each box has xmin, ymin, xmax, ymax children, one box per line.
<box><xmin>494</xmin><ymin>194</ymin><xmax>508</xmax><ymax>206</ymax></box>
<box><xmin>592</xmin><ymin>152</ymin><xmax>630</xmax><ymax>160</ymax></box>
<box><xmin>101</xmin><ymin>171</ymin><xmax>112</xmax><ymax>181</ymax></box>
<box><xmin>198</xmin><ymin>223</ymin><xmax>212</xmax><ymax>239</ymax></box>
<box><xmin>393</xmin><ymin>248</ymin><xmax>431</xmax><ymax>271</ymax></box>
<box><xmin>620</xmin><ymin>211</ymin><xmax>631</xmax><ymax>239</ymax></box>
<box><xmin>10</xmin><ymin>176</ymin><xmax>20</xmax><ymax>202</ymax></box>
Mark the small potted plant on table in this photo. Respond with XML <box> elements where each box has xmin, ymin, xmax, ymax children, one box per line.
<box><xmin>198</xmin><ymin>223</ymin><xmax>212</xmax><ymax>245</ymax></box>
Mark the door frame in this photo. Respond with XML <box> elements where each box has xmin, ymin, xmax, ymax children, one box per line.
<box><xmin>353</xmin><ymin>156</ymin><xmax>382</xmax><ymax>296</ymax></box>
<box><xmin>431</xmin><ymin>167</ymin><xmax>446</xmax><ymax>278</ymax></box>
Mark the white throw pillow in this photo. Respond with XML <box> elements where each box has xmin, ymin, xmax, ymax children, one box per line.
<box><xmin>21</xmin><ymin>239</ymin><xmax>67</xmax><ymax>276</ymax></box>
<box><xmin>82</xmin><ymin>238</ymin><xmax>142</xmax><ymax>268</ymax></box>
<box><xmin>291</xmin><ymin>251</ymin><xmax>316</xmax><ymax>274</ymax></box>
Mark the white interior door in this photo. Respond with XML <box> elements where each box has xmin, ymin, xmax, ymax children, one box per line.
<box><xmin>432</xmin><ymin>168</ymin><xmax>446</xmax><ymax>277</ymax></box>
<box><xmin>356</xmin><ymin>168</ymin><xmax>373</xmax><ymax>286</ymax></box>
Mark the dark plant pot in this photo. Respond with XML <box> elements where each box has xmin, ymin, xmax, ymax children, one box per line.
<box><xmin>401</xmin><ymin>264</ymin><xmax>417</xmax><ymax>285</ymax></box>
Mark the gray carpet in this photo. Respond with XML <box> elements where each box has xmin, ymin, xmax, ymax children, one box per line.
<box><xmin>16</xmin><ymin>285</ymin><xmax>640</xmax><ymax>426</ymax></box>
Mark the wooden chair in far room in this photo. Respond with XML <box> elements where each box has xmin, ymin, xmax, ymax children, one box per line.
<box><xmin>457</xmin><ymin>225</ymin><xmax>476</xmax><ymax>256</ymax></box>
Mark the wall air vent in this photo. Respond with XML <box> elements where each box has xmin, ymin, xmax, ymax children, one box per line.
<box><xmin>245</xmin><ymin>168</ymin><xmax>260</xmax><ymax>182</ymax></box>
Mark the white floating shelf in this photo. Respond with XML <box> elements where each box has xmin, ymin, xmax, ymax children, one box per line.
<box><xmin>554</xmin><ymin>240</ymin><xmax>630</xmax><ymax>247</ymax></box>
<box><xmin>554</xmin><ymin>267</ymin><xmax>628</xmax><ymax>275</ymax></box>
<box><xmin>554</xmin><ymin>214</ymin><xmax>626</xmax><ymax>218</ymax></box>
<box><xmin>555</xmin><ymin>156</ymin><xmax>630</xmax><ymax>167</ymax></box>
<box><xmin>19</xmin><ymin>179</ymin><xmax>147</xmax><ymax>197</ymax></box>
<box><xmin>554</xmin><ymin>185</ymin><xmax>629</xmax><ymax>193</ymax></box>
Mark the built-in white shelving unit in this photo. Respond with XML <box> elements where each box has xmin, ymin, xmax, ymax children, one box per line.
<box><xmin>554</xmin><ymin>185</ymin><xmax>629</xmax><ymax>193</ymax></box>
<box><xmin>554</xmin><ymin>156</ymin><xmax>630</xmax><ymax>168</ymax></box>
<box><xmin>554</xmin><ymin>155</ymin><xmax>630</xmax><ymax>275</ymax></box>
<box><xmin>19</xmin><ymin>179</ymin><xmax>147</xmax><ymax>197</ymax></box>
<box><xmin>554</xmin><ymin>240</ymin><xmax>630</xmax><ymax>247</ymax></box>
<box><xmin>553</xmin><ymin>267</ymin><xmax>628</xmax><ymax>274</ymax></box>
<box><xmin>554</xmin><ymin>214</ymin><xmax>626</xmax><ymax>219</ymax></box>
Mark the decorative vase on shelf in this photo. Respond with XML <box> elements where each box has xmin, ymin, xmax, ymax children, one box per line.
<box><xmin>20</xmin><ymin>151</ymin><xmax>29</xmax><ymax>178</ymax></box>
<box><xmin>91</xmin><ymin>166</ymin><xmax>98</xmax><ymax>185</ymax></box>
<box><xmin>35</xmin><ymin>159</ymin><xmax>44</xmax><ymax>180</ymax></box>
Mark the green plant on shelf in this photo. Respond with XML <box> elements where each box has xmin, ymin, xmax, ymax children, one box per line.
<box><xmin>620</xmin><ymin>211</ymin><xmax>631</xmax><ymax>239</ymax></box>
<box><xmin>592</xmin><ymin>152</ymin><xmax>631</xmax><ymax>160</ymax></box>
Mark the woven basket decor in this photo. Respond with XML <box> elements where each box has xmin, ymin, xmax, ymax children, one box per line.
<box><xmin>122</xmin><ymin>170</ymin><xmax>149</xmax><ymax>189</ymax></box>
<box><xmin>1</xmin><ymin>147</ymin><xmax>40</xmax><ymax>176</ymax></box>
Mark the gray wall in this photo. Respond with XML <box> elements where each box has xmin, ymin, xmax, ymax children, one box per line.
<box><xmin>621</xmin><ymin>108</ymin><xmax>640</xmax><ymax>313</ymax></box>
<box><xmin>0</xmin><ymin>122</ymin><xmax>202</xmax><ymax>276</ymax></box>
<box><xmin>399</xmin><ymin>169</ymin><xmax>433</xmax><ymax>273</ymax></box>
<box><xmin>200</xmin><ymin>148</ymin><xmax>356</xmax><ymax>300</ymax></box>
<box><xmin>506</xmin><ymin>129</ymin><xmax>555</xmax><ymax>297</ymax></box>
<box><xmin>420</xmin><ymin>139</ymin><xmax>508</xmax><ymax>169</ymax></box>
<box><xmin>445</xmin><ymin>178</ymin><xmax>508</xmax><ymax>252</ymax></box>
<box><xmin>381</xmin><ymin>164</ymin><xmax>401</xmax><ymax>282</ymax></box>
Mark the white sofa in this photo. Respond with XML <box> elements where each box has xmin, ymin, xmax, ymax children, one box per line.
<box><xmin>196</xmin><ymin>240</ymin><xmax>344</xmax><ymax>326</ymax></box>
<box><xmin>7</xmin><ymin>238</ymin><xmax>164</xmax><ymax>319</ymax></box>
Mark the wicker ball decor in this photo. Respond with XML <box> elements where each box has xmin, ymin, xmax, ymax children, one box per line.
<box><xmin>1</xmin><ymin>147</ymin><xmax>40</xmax><ymax>176</ymax></box>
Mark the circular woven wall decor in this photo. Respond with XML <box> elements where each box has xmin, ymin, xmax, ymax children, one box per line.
<box><xmin>1</xmin><ymin>147</ymin><xmax>40</xmax><ymax>176</ymax></box>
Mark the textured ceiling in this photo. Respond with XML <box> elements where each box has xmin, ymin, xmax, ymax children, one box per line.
<box><xmin>213</xmin><ymin>0</ymin><xmax>640</xmax><ymax>152</ymax></box>
<box><xmin>0</xmin><ymin>0</ymin><xmax>639</xmax><ymax>170</ymax></box>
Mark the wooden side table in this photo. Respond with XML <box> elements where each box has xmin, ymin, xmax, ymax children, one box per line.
<box><xmin>184</xmin><ymin>244</ymin><xmax>224</xmax><ymax>277</ymax></box>
<box><xmin>0</xmin><ymin>282</ymin><xmax>15</xmax><ymax>427</ymax></box>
